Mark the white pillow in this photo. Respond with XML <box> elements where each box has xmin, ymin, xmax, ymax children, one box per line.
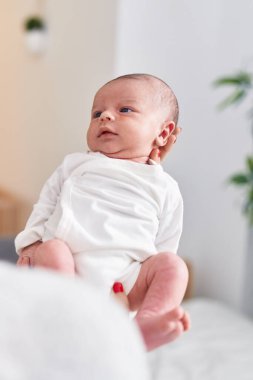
<box><xmin>0</xmin><ymin>263</ymin><xmax>150</xmax><ymax>380</ymax></box>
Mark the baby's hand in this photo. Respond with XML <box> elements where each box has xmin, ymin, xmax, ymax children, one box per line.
<box><xmin>17</xmin><ymin>241</ymin><xmax>42</xmax><ymax>267</ymax></box>
<box><xmin>150</xmin><ymin>126</ymin><xmax>181</xmax><ymax>163</ymax></box>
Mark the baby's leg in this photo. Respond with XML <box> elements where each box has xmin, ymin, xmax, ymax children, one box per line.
<box><xmin>127</xmin><ymin>252</ymin><xmax>189</xmax><ymax>351</ymax></box>
<box><xmin>33</xmin><ymin>239</ymin><xmax>75</xmax><ymax>275</ymax></box>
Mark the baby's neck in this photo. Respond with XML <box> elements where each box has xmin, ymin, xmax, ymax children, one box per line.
<box><xmin>103</xmin><ymin>153</ymin><xmax>150</xmax><ymax>164</ymax></box>
<box><xmin>128</xmin><ymin>156</ymin><xmax>150</xmax><ymax>164</ymax></box>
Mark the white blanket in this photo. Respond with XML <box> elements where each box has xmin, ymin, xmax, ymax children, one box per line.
<box><xmin>0</xmin><ymin>263</ymin><xmax>150</xmax><ymax>380</ymax></box>
<box><xmin>148</xmin><ymin>298</ymin><xmax>253</xmax><ymax>380</ymax></box>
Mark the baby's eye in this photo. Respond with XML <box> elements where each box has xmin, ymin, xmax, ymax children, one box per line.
<box><xmin>93</xmin><ymin>111</ymin><xmax>102</xmax><ymax>118</ymax></box>
<box><xmin>120</xmin><ymin>107</ymin><xmax>133</xmax><ymax>113</ymax></box>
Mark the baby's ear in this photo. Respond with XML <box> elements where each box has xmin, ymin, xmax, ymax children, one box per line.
<box><xmin>155</xmin><ymin>121</ymin><xmax>175</xmax><ymax>147</ymax></box>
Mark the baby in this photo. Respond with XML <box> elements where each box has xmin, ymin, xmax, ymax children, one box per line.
<box><xmin>16</xmin><ymin>74</ymin><xmax>190</xmax><ymax>351</ymax></box>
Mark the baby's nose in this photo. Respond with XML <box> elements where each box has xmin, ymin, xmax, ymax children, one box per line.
<box><xmin>99</xmin><ymin>110</ymin><xmax>114</xmax><ymax>121</ymax></box>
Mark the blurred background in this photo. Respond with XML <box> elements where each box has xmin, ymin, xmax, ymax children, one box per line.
<box><xmin>0</xmin><ymin>0</ymin><xmax>252</xmax><ymax>313</ymax></box>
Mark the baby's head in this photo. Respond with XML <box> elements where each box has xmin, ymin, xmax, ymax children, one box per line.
<box><xmin>87</xmin><ymin>73</ymin><xmax>179</xmax><ymax>163</ymax></box>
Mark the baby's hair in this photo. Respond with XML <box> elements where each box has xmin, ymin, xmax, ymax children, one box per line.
<box><xmin>107</xmin><ymin>73</ymin><xmax>179</xmax><ymax>126</ymax></box>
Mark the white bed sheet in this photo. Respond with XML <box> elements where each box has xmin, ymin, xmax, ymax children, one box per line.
<box><xmin>148</xmin><ymin>298</ymin><xmax>253</xmax><ymax>380</ymax></box>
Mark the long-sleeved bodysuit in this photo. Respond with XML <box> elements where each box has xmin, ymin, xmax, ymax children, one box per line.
<box><xmin>15</xmin><ymin>151</ymin><xmax>183</xmax><ymax>294</ymax></box>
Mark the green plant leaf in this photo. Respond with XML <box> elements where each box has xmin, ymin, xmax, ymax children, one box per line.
<box><xmin>213</xmin><ymin>72</ymin><xmax>252</xmax><ymax>87</ymax></box>
<box><xmin>243</xmin><ymin>188</ymin><xmax>253</xmax><ymax>225</ymax></box>
<box><xmin>246</xmin><ymin>156</ymin><xmax>253</xmax><ymax>173</ymax></box>
<box><xmin>24</xmin><ymin>16</ymin><xmax>45</xmax><ymax>31</ymax></box>
<box><xmin>228</xmin><ymin>173</ymin><xmax>250</xmax><ymax>185</ymax></box>
<box><xmin>248</xmin><ymin>188</ymin><xmax>253</xmax><ymax>201</ymax></box>
<box><xmin>213</xmin><ymin>69</ymin><xmax>253</xmax><ymax>225</ymax></box>
<box><xmin>218</xmin><ymin>89</ymin><xmax>246</xmax><ymax>110</ymax></box>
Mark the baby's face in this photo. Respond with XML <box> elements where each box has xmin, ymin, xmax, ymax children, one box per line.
<box><xmin>87</xmin><ymin>78</ymin><xmax>168</xmax><ymax>161</ymax></box>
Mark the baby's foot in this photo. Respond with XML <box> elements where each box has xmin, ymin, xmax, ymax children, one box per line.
<box><xmin>135</xmin><ymin>307</ymin><xmax>189</xmax><ymax>351</ymax></box>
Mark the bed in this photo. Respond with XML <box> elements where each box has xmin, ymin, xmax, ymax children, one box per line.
<box><xmin>148</xmin><ymin>298</ymin><xmax>253</xmax><ymax>380</ymax></box>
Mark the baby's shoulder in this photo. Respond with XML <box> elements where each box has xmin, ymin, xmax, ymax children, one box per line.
<box><xmin>63</xmin><ymin>151</ymin><xmax>87</xmax><ymax>163</ymax></box>
<box><xmin>160</xmin><ymin>171</ymin><xmax>182</xmax><ymax>206</ymax></box>
<box><xmin>160</xmin><ymin>170</ymin><xmax>180</xmax><ymax>191</ymax></box>
<box><xmin>61</xmin><ymin>152</ymin><xmax>90</xmax><ymax>177</ymax></box>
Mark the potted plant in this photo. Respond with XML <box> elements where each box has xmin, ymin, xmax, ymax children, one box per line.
<box><xmin>23</xmin><ymin>15</ymin><xmax>47</xmax><ymax>54</ymax></box>
<box><xmin>214</xmin><ymin>70</ymin><xmax>253</xmax><ymax>317</ymax></box>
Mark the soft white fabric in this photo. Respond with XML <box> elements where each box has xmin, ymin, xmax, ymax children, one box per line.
<box><xmin>0</xmin><ymin>262</ymin><xmax>150</xmax><ymax>380</ymax></box>
<box><xmin>148</xmin><ymin>298</ymin><xmax>253</xmax><ymax>380</ymax></box>
<box><xmin>15</xmin><ymin>152</ymin><xmax>183</xmax><ymax>293</ymax></box>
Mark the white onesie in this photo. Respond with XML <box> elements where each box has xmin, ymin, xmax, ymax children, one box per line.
<box><xmin>15</xmin><ymin>152</ymin><xmax>183</xmax><ymax>294</ymax></box>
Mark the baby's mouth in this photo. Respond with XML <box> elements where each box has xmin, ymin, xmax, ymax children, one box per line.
<box><xmin>101</xmin><ymin>131</ymin><xmax>113</xmax><ymax>135</ymax></box>
<box><xmin>98</xmin><ymin>130</ymin><xmax>118</xmax><ymax>137</ymax></box>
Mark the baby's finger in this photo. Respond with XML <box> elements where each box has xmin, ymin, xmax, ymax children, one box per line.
<box><xmin>173</xmin><ymin>126</ymin><xmax>182</xmax><ymax>138</ymax></box>
<box><xmin>180</xmin><ymin>311</ymin><xmax>191</xmax><ymax>331</ymax></box>
<box><xmin>149</xmin><ymin>148</ymin><xmax>161</xmax><ymax>163</ymax></box>
<box><xmin>17</xmin><ymin>255</ymin><xmax>31</xmax><ymax>267</ymax></box>
<box><xmin>159</xmin><ymin>135</ymin><xmax>175</xmax><ymax>160</ymax></box>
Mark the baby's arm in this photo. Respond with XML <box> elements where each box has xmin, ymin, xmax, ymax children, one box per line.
<box><xmin>15</xmin><ymin>163</ymin><xmax>64</xmax><ymax>256</ymax></box>
<box><xmin>155</xmin><ymin>187</ymin><xmax>183</xmax><ymax>254</ymax></box>
<box><xmin>16</xmin><ymin>153</ymin><xmax>87</xmax><ymax>265</ymax></box>
<box><xmin>15</xmin><ymin>152</ymin><xmax>85</xmax><ymax>259</ymax></box>
<box><xmin>16</xmin><ymin>165</ymin><xmax>64</xmax><ymax>266</ymax></box>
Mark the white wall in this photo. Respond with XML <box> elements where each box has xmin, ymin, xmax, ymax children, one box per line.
<box><xmin>115</xmin><ymin>0</ymin><xmax>253</xmax><ymax>309</ymax></box>
<box><xmin>1</xmin><ymin>0</ymin><xmax>252</xmax><ymax>310</ymax></box>
<box><xmin>0</xmin><ymin>0</ymin><xmax>117</xmax><ymax>228</ymax></box>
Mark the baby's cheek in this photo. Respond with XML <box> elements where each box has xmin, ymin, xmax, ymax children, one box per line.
<box><xmin>86</xmin><ymin>130</ymin><xmax>95</xmax><ymax>149</ymax></box>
